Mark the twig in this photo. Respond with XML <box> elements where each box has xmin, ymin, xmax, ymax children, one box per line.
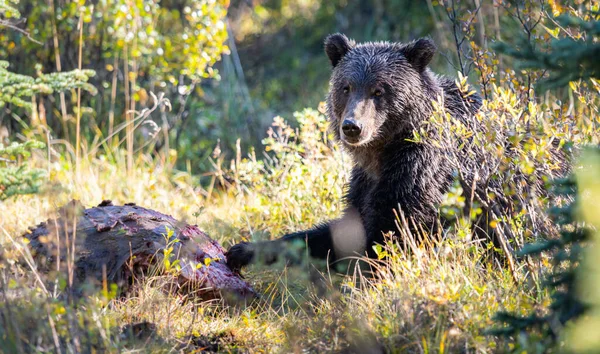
<box><xmin>0</xmin><ymin>19</ymin><xmax>42</xmax><ymax>45</ymax></box>
<box><xmin>442</xmin><ymin>0</ymin><xmax>481</xmax><ymax>76</ymax></box>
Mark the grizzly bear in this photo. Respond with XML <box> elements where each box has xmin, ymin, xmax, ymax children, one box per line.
<box><xmin>226</xmin><ymin>33</ymin><xmax>491</xmax><ymax>271</ymax></box>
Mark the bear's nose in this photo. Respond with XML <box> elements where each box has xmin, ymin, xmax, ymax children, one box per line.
<box><xmin>342</xmin><ymin>120</ymin><xmax>362</xmax><ymax>138</ymax></box>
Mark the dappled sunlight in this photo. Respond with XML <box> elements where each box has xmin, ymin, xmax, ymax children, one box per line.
<box><xmin>2</xmin><ymin>0</ymin><xmax>600</xmax><ymax>352</ymax></box>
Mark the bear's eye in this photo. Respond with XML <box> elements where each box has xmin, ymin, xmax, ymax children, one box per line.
<box><xmin>342</xmin><ymin>86</ymin><xmax>350</xmax><ymax>94</ymax></box>
<box><xmin>373</xmin><ymin>90</ymin><xmax>383</xmax><ymax>97</ymax></box>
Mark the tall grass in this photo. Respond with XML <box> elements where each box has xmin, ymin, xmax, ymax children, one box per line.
<box><xmin>3</xmin><ymin>80</ymin><xmax>597</xmax><ymax>351</ymax></box>
<box><xmin>2</xmin><ymin>2</ymin><xmax>600</xmax><ymax>351</ymax></box>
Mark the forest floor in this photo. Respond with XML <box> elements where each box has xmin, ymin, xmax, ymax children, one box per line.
<box><xmin>0</xmin><ymin>112</ymin><xmax>543</xmax><ymax>353</ymax></box>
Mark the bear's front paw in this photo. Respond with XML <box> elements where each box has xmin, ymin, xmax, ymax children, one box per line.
<box><xmin>226</xmin><ymin>242</ymin><xmax>255</xmax><ymax>273</ymax></box>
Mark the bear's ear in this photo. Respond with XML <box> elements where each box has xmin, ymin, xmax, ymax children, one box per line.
<box><xmin>325</xmin><ymin>33</ymin><xmax>355</xmax><ymax>68</ymax></box>
<box><xmin>401</xmin><ymin>37</ymin><xmax>436</xmax><ymax>72</ymax></box>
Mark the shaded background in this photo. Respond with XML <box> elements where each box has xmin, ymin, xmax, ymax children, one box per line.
<box><xmin>1</xmin><ymin>0</ymin><xmax>543</xmax><ymax>172</ymax></box>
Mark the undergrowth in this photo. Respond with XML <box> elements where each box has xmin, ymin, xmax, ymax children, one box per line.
<box><xmin>3</xmin><ymin>78</ymin><xmax>598</xmax><ymax>352</ymax></box>
<box><xmin>2</xmin><ymin>0</ymin><xmax>600</xmax><ymax>352</ymax></box>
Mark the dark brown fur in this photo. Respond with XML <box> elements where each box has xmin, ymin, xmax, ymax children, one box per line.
<box><xmin>226</xmin><ymin>34</ymin><xmax>562</xmax><ymax>272</ymax></box>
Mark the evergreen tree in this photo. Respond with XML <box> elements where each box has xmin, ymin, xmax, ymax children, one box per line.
<box><xmin>0</xmin><ymin>0</ymin><xmax>94</xmax><ymax>200</ymax></box>
<box><xmin>493</xmin><ymin>4</ymin><xmax>600</xmax><ymax>89</ymax></box>
<box><xmin>488</xmin><ymin>173</ymin><xmax>590</xmax><ymax>351</ymax></box>
<box><xmin>490</xmin><ymin>2</ymin><xmax>600</xmax><ymax>351</ymax></box>
<box><xmin>0</xmin><ymin>61</ymin><xmax>96</xmax><ymax>110</ymax></box>
<box><xmin>0</xmin><ymin>140</ymin><xmax>45</xmax><ymax>200</ymax></box>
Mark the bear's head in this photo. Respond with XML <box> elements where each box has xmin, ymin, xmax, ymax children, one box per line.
<box><xmin>325</xmin><ymin>34</ymin><xmax>440</xmax><ymax>148</ymax></box>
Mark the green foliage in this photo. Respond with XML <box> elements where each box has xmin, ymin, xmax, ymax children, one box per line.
<box><xmin>565</xmin><ymin>149</ymin><xmax>600</xmax><ymax>352</ymax></box>
<box><xmin>0</xmin><ymin>60</ymin><xmax>96</xmax><ymax>109</ymax></box>
<box><xmin>488</xmin><ymin>2</ymin><xmax>600</xmax><ymax>351</ymax></box>
<box><xmin>488</xmin><ymin>172</ymin><xmax>589</xmax><ymax>352</ymax></box>
<box><xmin>0</xmin><ymin>140</ymin><xmax>45</xmax><ymax>200</ymax></box>
<box><xmin>3</xmin><ymin>0</ymin><xmax>600</xmax><ymax>352</ymax></box>
<box><xmin>216</xmin><ymin>108</ymin><xmax>345</xmax><ymax>237</ymax></box>
<box><xmin>69</xmin><ymin>0</ymin><xmax>229</xmax><ymax>84</ymax></box>
<box><xmin>1</xmin><ymin>0</ymin><xmax>229</xmax><ymax>167</ymax></box>
<box><xmin>494</xmin><ymin>3</ymin><xmax>600</xmax><ymax>89</ymax></box>
<box><xmin>0</xmin><ymin>107</ymin><xmax>540</xmax><ymax>352</ymax></box>
<box><xmin>0</xmin><ymin>297</ymin><xmax>113</xmax><ymax>353</ymax></box>
<box><xmin>487</xmin><ymin>148</ymin><xmax>600</xmax><ymax>353</ymax></box>
<box><xmin>1</xmin><ymin>0</ymin><xmax>229</xmax><ymax>84</ymax></box>
<box><xmin>419</xmin><ymin>78</ymin><xmax>571</xmax><ymax>256</ymax></box>
<box><xmin>231</xmin><ymin>0</ymin><xmax>437</xmax><ymax>116</ymax></box>
<box><xmin>0</xmin><ymin>0</ymin><xmax>19</xmax><ymax>17</ymax></box>
<box><xmin>0</xmin><ymin>0</ymin><xmax>96</xmax><ymax>109</ymax></box>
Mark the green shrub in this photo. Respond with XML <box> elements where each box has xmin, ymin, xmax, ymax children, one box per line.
<box><xmin>0</xmin><ymin>140</ymin><xmax>46</xmax><ymax>200</ymax></box>
<box><xmin>0</xmin><ymin>60</ymin><xmax>96</xmax><ymax>110</ymax></box>
<box><xmin>488</xmin><ymin>2</ymin><xmax>600</xmax><ymax>351</ymax></box>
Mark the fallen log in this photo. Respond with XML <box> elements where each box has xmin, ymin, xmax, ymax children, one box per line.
<box><xmin>23</xmin><ymin>200</ymin><xmax>255</xmax><ymax>303</ymax></box>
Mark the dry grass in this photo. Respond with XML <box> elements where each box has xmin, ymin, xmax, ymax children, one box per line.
<box><xmin>0</xmin><ymin>99</ymin><xmax>591</xmax><ymax>353</ymax></box>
